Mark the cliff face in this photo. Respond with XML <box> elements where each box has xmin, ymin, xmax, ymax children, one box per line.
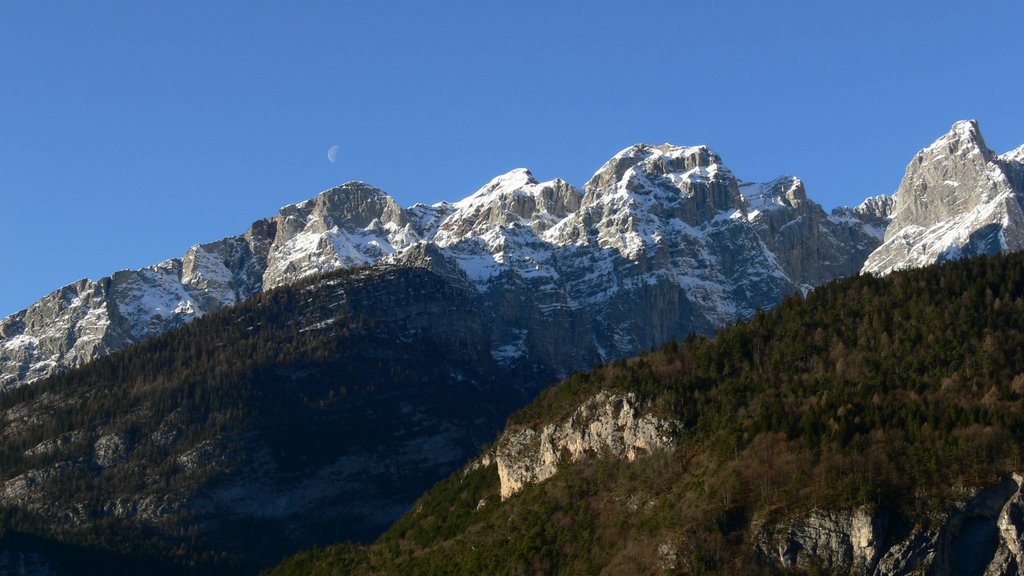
<box><xmin>412</xmin><ymin>397</ymin><xmax>1024</xmax><ymax>576</ymax></box>
<box><xmin>465</xmin><ymin>391</ymin><xmax>1024</xmax><ymax>575</ymax></box>
<box><xmin>755</xmin><ymin>474</ymin><xmax>1024</xmax><ymax>575</ymax></box>
<box><xmin>477</xmin><ymin>391</ymin><xmax>679</xmax><ymax>499</ymax></box>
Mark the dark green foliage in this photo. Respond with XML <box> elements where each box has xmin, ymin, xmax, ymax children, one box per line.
<box><xmin>269</xmin><ymin>252</ymin><xmax>1024</xmax><ymax>575</ymax></box>
<box><xmin>0</xmin><ymin>266</ymin><xmax>541</xmax><ymax>573</ymax></box>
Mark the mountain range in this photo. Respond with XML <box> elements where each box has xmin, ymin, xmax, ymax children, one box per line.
<box><xmin>1</xmin><ymin>120</ymin><xmax>1022</xmax><ymax>574</ymax></box>
<box><xmin>7</xmin><ymin>121</ymin><xmax>1020</xmax><ymax>394</ymax></box>
<box><xmin>4</xmin><ymin>138</ymin><xmax>892</xmax><ymax>391</ymax></box>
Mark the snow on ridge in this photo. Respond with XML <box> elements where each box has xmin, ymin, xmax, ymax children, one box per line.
<box><xmin>453</xmin><ymin>168</ymin><xmax>538</xmax><ymax>211</ymax></box>
<box><xmin>1000</xmin><ymin>144</ymin><xmax>1024</xmax><ymax>164</ymax></box>
<box><xmin>864</xmin><ymin>186</ymin><xmax>1019</xmax><ymax>276</ymax></box>
<box><xmin>927</xmin><ymin>119</ymin><xmax>982</xmax><ymax>150</ymax></box>
<box><xmin>737</xmin><ymin>177</ymin><xmax>803</xmax><ymax>221</ymax></box>
<box><xmin>609</xmin><ymin>142</ymin><xmax>711</xmax><ymax>162</ymax></box>
<box><xmin>406</xmin><ymin>202</ymin><xmax>454</xmax><ymax>240</ymax></box>
<box><xmin>3</xmin><ymin>137</ymin><xmax>893</xmax><ymax>390</ymax></box>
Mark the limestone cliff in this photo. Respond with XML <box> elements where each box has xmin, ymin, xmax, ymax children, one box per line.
<box><xmin>475</xmin><ymin>391</ymin><xmax>680</xmax><ymax>500</ymax></box>
<box><xmin>755</xmin><ymin>474</ymin><xmax>1024</xmax><ymax>575</ymax></box>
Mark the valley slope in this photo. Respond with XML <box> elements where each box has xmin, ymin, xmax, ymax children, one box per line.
<box><xmin>270</xmin><ymin>251</ymin><xmax>1024</xmax><ymax>575</ymax></box>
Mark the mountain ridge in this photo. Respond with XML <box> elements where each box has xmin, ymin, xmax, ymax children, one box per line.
<box><xmin>7</xmin><ymin>119</ymin><xmax>1022</xmax><ymax>391</ymax></box>
<box><xmin>1</xmin><ymin>142</ymin><xmax>887</xmax><ymax>390</ymax></box>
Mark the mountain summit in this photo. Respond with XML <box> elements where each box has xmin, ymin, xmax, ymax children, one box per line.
<box><xmin>862</xmin><ymin>120</ymin><xmax>1024</xmax><ymax>275</ymax></box>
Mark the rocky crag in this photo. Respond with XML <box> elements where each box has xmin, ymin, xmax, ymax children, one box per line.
<box><xmin>474</xmin><ymin>391</ymin><xmax>680</xmax><ymax>500</ymax></box>
<box><xmin>863</xmin><ymin>120</ymin><xmax>1024</xmax><ymax>275</ymax></box>
<box><xmin>754</xmin><ymin>474</ymin><xmax>1024</xmax><ymax>575</ymax></box>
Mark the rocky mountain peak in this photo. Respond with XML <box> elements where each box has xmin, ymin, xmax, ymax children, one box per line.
<box><xmin>260</xmin><ymin>182</ymin><xmax>421</xmax><ymax>291</ymax></box>
<box><xmin>434</xmin><ymin>169</ymin><xmax>582</xmax><ymax>245</ymax></box>
<box><xmin>862</xmin><ymin>120</ymin><xmax>1024</xmax><ymax>275</ymax></box>
<box><xmin>577</xmin><ymin>143</ymin><xmax>741</xmax><ymax>233</ymax></box>
<box><xmin>308</xmin><ymin>181</ymin><xmax>409</xmax><ymax>231</ymax></box>
<box><xmin>896</xmin><ymin>119</ymin><xmax>996</xmax><ymax>212</ymax></box>
<box><xmin>938</xmin><ymin>118</ymin><xmax>989</xmax><ymax>153</ymax></box>
<box><xmin>1001</xmin><ymin>144</ymin><xmax>1024</xmax><ymax>165</ymax></box>
<box><xmin>740</xmin><ymin>176</ymin><xmax>807</xmax><ymax>214</ymax></box>
<box><xmin>1</xmin><ymin>131</ymin><xmax>923</xmax><ymax>391</ymax></box>
<box><xmin>853</xmin><ymin>194</ymin><xmax>896</xmax><ymax>221</ymax></box>
<box><xmin>584</xmin><ymin>144</ymin><xmax>729</xmax><ymax>197</ymax></box>
<box><xmin>406</xmin><ymin>201</ymin><xmax>455</xmax><ymax>240</ymax></box>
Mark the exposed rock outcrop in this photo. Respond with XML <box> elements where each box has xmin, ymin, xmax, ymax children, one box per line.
<box><xmin>485</xmin><ymin>391</ymin><xmax>680</xmax><ymax>499</ymax></box>
<box><xmin>755</xmin><ymin>473</ymin><xmax>1024</xmax><ymax>575</ymax></box>
<box><xmin>754</xmin><ymin>507</ymin><xmax>887</xmax><ymax>573</ymax></box>
<box><xmin>742</xmin><ymin>176</ymin><xmax>884</xmax><ymax>289</ymax></box>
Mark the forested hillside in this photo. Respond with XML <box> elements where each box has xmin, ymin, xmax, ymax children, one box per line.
<box><xmin>0</xmin><ymin>266</ymin><xmax>544</xmax><ymax>573</ymax></box>
<box><xmin>270</xmin><ymin>252</ymin><xmax>1024</xmax><ymax>575</ymax></box>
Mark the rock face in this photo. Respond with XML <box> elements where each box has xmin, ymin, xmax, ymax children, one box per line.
<box><xmin>482</xmin><ymin>391</ymin><xmax>679</xmax><ymax>499</ymax></box>
<box><xmin>2</xmin><ymin>145</ymin><xmax>886</xmax><ymax>391</ymax></box>
<box><xmin>755</xmin><ymin>473</ymin><xmax>1024</xmax><ymax>575</ymax></box>
<box><xmin>743</xmin><ymin>176</ymin><xmax>885</xmax><ymax>289</ymax></box>
<box><xmin>863</xmin><ymin>120</ymin><xmax>1024</xmax><ymax>275</ymax></box>
<box><xmin>754</xmin><ymin>508</ymin><xmax>887</xmax><ymax>573</ymax></box>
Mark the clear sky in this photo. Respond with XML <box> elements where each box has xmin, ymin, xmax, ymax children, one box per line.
<box><xmin>2</xmin><ymin>0</ymin><xmax>1022</xmax><ymax>318</ymax></box>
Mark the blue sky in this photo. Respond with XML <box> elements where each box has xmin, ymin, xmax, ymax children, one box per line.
<box><xmin>2</xmin><ymin>0</ymin><xmax>1022</xmax><ymax>318</ymax></box>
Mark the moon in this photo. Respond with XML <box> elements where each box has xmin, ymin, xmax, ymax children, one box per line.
<box><xmin>327</xmin><ymin>145</ymin><xmax>339</xmax><ymax>164</ymax></box>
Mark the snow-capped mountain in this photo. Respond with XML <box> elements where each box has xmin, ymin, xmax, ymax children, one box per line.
<box><xmin>1</xmin><ymin>143</ymin><xmax>888</xmax><ymax>390</ymax></box>
<box><xmin>862</xmin><ymin>120</ymin><xmax>1024</xmax><ymax>275</ymax></box>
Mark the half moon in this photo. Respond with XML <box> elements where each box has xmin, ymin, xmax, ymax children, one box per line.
<box><xmin>327</xmin><ymin>145</ymin><xmax>339</xmax><ymax>164</ymax></box>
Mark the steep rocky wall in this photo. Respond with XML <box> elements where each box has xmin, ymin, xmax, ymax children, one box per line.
<box><xmin>480</xmin><ymin>391</ymin><xmax>680</xmax><ymax>499</ymax></box>
<box><xmin>754</xmin><ymin>473</ymin><xmax>1024</xmax><ymax>575</ymax></box>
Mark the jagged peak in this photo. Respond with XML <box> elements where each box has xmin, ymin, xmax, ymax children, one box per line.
<box><xmin>434</xmin><ymin>169</ymin><xmax>581</xmax><ymax>245</ymax></box>
<box><xmin>951</xmin><ymin>118</ymin><xmax>981</xmax><ymax>136</ymax></box>
<box><xmin>737</xmin><ymin>177</ymin><xmax>808</xmax><ymax>218</ymax></box>
<box><xmin>920</xmin><ymin>119</ymin><xmax>993</xmax><ymax>161</ymax></box>
<box><xmin>854</xmin><ymin>194</ymin><xmax>895</xmax><ymax>219</ymax></box>
<box><xmin>453</xmin><ymin>168</ymin><xmax>540</xmax><ymax>210</ymax></box>
<box><xmin>1000</xmin><ymin>144</ymin><xmax>1024</xmax><ymax>164</ymax></box>
<box><xmin>609</xmin><ymin>143</ymin><xmax>720</xmax><ymax>164</ymax></box>
<box><xmin>451</xmin><ymin>168</ymin><xmax>579</xmax><ymax>215</ymax></box>
<box><xmin>596</xmin><ymin>143</ymin><xmax>725</xmax><ymax>180</ymax></box>
<box><xmin>583</xmin><ymin>142</ymin><xmax>734</xmax><ymax>205</ymax></box>
<box><xmin>298</xmin><ymin>181</ymin><xmax>405</xmax><ymax>228</ymax></box>
<box><xmin>276</xmin><ymin>181</ymin><xmax>397</xmax><ymax>218</ymax></box>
